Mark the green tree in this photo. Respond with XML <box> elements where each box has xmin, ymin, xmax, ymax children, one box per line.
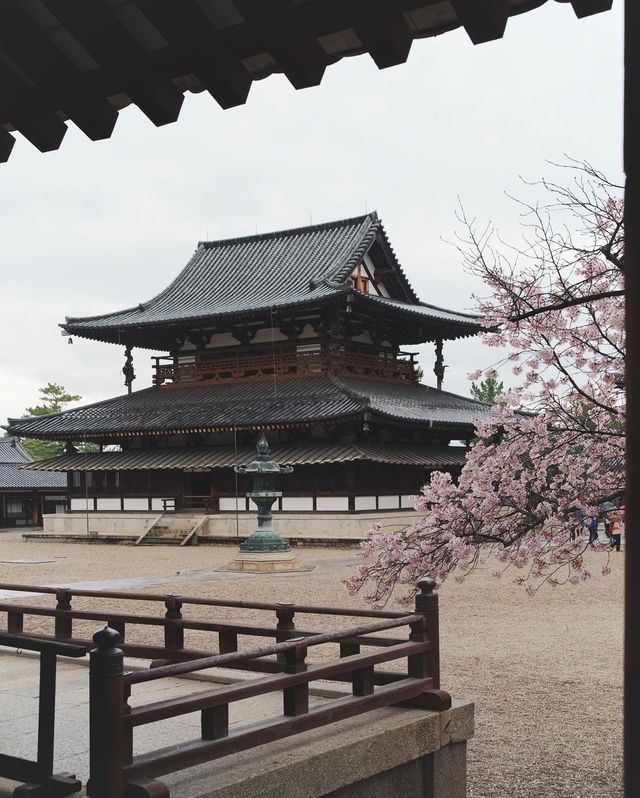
<box><xmin>470</xmin><ymin>376</ymin><xmax>504</xmax><ymax>404</ymax></box>
<box><xmin>21</xmin><ymin>383</ymin><xmax>81</xmax><ymax>460</ymax></box>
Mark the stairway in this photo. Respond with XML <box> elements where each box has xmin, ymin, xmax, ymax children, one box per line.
<box><xmin>135</xmin><ymin>514</ymin><xmax>207</xmax><ymax>546</ymax></box>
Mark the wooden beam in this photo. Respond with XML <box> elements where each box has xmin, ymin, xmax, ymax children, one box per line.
<box><xmin>46</xmin><ymin>0</ymin><xmax>184</xmax><ymax>127</ymax></box>
<box><xmin>135</xmin><ymin>0</ymin><xmax>251</xmax><ymax>109</ymax></box>
<box><xmin>568</xmin><ymin>0</ymin><xmax>614</xmax><ymax>19</ymax></box>
<box><xmin>352</xmin><ymin>8</ymin><xmax>413</xmax><ymax>69</ymax></box>
<box><xmin>0</xmin><ymin>128</ymin><xmax>15</xmax><ymax>162</ymax></box>
<box><xmin>232</xmin><ymin>0</ymin><xmax>327</xmax><ymax>89</ymax></box>
<box><xmin>0</xmin><ymin>5</ymin><xmax>117</xmax><ymax>142</ymax></box>
<box><xmin>624</xmin><ymin>3</ymin><xmax>640</xmax><ymax>796</ymax></box>
<box><xmin>450</xmin><ymin>0</ymin><xmax>509</xmax><ymax>45</ymax></box>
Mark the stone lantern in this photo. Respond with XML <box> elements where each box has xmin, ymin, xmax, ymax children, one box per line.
<box><xmin>226</xmin><ymin>434</ymin><xmax>300</xmax><ymax>572</ymax></box>
<box><xmin>236</xmin><ymin>434</ymin><xmax>293</xmax><ymax>553</ymax></box>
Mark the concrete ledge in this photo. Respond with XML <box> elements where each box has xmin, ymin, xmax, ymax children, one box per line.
<box><xmin>42</xmin><ymin>511</ymin><xmax>419</xmax><ymax>542</ymax></box>
<box><xmin>161</xmin><ymin>700</ymin><xmax>473</xmax><ymax>798</ymax></box>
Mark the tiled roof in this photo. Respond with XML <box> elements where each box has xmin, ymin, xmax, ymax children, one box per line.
<box><xmin>26</xmin><ymin>443</ymin><xmax>467</xmax><ymax>472</ymax></box>
<box><xmin>0</xmin><ymin>465</ymin><xmax>67</xmax><ymax>490</ymax></box>
<box><xmin>0</xmin><ymin>438</ymin><xmax>31</xmax><ymax>464</ymax></box>
<box><xmin>62</xmin><ymin>214</ymin><xmax>480</xmax><ymax>345</ymax></box>
<box><xmin>337</xmin><ymin>378</ymin><xmax>490</xmax><ymax>426</ymax></box>
<box><xmin>356</xmin><ymin>294</ymin><xmax>479</xmax><ymax>330</ymax></box>
<box><xmin>0</xmin><ymin>437</ymin><xmax>67</xmax><ymax>490</ymax></box>
<box><xmin>6</xmin><ymin>375</ymin><xmax>488</xmax><ymax>441</ymax></box>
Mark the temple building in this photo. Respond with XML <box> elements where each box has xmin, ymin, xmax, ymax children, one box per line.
<box><xmin>7</xmin><ymin>213</ymin><xmax>489</xmax><ymax>542</ymax></box>
<box><xmin>0</xmin><ymin>436</ymin><xmax>67</xmax><ymax>528</ymax></box>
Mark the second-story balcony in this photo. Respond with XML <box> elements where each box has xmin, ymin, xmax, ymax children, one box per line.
<box><xmin>152</xmin><ymin>342</ymin><xmax>417</xmax><ymax>386</ymax></box>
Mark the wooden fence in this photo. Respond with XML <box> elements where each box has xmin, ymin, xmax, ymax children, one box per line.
<box><xmin>0</xmin><ymin>579</ymin><xmax>449</xmax><ymax>797</ymax></box>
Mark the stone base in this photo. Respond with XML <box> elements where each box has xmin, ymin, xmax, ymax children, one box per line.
<box><xmin>161</xmin><ymin>700</ymin><xmax>474</xmax><ymax>798</ymax></box>
<box><xmin>225</xmin><ymin>550</ymin><xmax>304</xmax><ymax>573</ymax></box>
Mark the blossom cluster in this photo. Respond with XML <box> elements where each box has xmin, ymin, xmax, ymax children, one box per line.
<box><xmin>346</xmin><ymin>165</ymin><xmax>624</xmax><ymax>603</ymax></box>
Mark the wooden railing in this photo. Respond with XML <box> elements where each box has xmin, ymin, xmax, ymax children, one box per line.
<box><xmin>0</xmin><ymin>631</ymin><xmax>85</xmax><ymax>796</ymax></box>
<box><xmin>0</xmin><ymin>580</ymin><xmax>449</xmax><ymax>798</ymax></box>
<box><xmin>152</xmin><ymin>344</ymin><xmax>416</xmax><ymax>386</ymax></box>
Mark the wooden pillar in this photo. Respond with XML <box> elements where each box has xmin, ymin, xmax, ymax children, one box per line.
<box><xmin>624</xmin><ymin>2</ymin><xmax>639</xmax><ymax>796</ymax></box>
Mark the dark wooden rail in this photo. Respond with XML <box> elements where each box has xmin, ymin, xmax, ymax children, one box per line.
<box><xmin>0</xmin><ymin>631</ymin><xmax>85</xmax><ymax>797</ymax></box>
<box><xmin>152</xmin><ymin>341</ymin><xmax>416</xmax><ymax>386</ymax></box>
<box><xmin>0</xmin><ymin>579</ymin><xmax>449</xmax><ymax>798</ymax></box>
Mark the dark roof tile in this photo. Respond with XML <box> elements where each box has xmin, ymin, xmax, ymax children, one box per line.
<box><xmin>6</xmin><ymin>375</ymin><xmax>488</xmax><ymax>440</ymax></box>
<box><xmin>62</xmin><ymin>214</ymin><xmax>480</xmax><ymax>344</ymax></box>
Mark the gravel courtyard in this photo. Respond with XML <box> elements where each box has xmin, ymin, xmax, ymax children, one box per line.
<box><xmin>0</xmin><ymin>531</ymin><xmax>623</xmax><ymax>798</ymax></box>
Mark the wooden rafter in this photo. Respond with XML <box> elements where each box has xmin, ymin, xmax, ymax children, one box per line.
<box><xmin>134</xmin><ymin>0</ymin><xmax>251</xmax><ymax>109</ymax></box>
<box><xmin>568</xmin><ymin>0</ymin><xmax>614</xmax><ymax>19</ymax></box>
<box><xmin>45</xmin><ymin>0</ymin><xmax>184</xmax><ymax>127</ymax></box>
<box><xmin>449</xmin><ymin>0</ymin><xmax>508</xmax><ymax>45</ymax></box>
<box><xmin>0</xmin><ymin>4</ymin><xmax>117</xmax><ymax>142</ymax></box>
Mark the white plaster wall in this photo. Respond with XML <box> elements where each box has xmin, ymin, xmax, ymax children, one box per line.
<box><xmin>151</xmin><ymin>498</ymin><xmax>175</xmax><ymax>511</ymax></box>
<box><xmin>70</xmin><ymin>498</ymin><xmax>93</xmax><ymax>511</ymax></box>
<box><xmin>316</xmin><ymin>497</ymin><xmax>349</xmax><ymax>511</ymax></box>
<box><xmin>123</xmin><ymin>498</ymin><xmax>149</xmax><ymax>511</ymax></box>
<box><xmin>219</xmin><ymin>498</ymin><xmax>247</xmax><ymax>511</ymax></box>
<box><xmin>378</xmin><ymin>495</ymin><xmax>400</xmax><ymax>510</ymax></box>
<box><xmin>96</xmin><ymin>498</ymin><xmax>121</xmax><ymax>511</ymax></box>
<box><xmin>252</xmin><ymin>327</ymin><xmax>288</xmax><ymax>344</ymax></box>
<box><xmin>281</xmin><ymin>497</ymin><xmax>314</xmax><ymax>511</ymax></box>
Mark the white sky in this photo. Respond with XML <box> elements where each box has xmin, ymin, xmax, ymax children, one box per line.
<box><xmin>0</xmin><ymin>3</ymin><xmax>623</xmax><ymax>424</ymax></box>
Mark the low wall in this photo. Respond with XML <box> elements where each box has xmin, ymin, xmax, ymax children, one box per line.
<box><xmin>162</xmin><ymin>700</ymin><xmax>473</xmax><ymax>798</ymax></box>
<box><xmin>41</xmin><ymin>511</ymin><xmax>419</xmax><ymax>542</ymax></box>
<box><xmin>203</xmin><ymin>511</ymin><xmax>417</xmax><ymax>541</ymax></box>
<box><xmin>42</xmin><ymin>512</ymin><xmax>160</xmax><ymax>537</ymax></box>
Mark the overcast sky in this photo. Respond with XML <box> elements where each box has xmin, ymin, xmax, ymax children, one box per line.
<box><xmin>0</xmin><ymin>3</ymin><xmax>623</xmax><ymax>425</ymax></box>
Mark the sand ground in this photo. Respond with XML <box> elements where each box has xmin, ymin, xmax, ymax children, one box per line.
<box><xmin>0</xmin><ymin>530</ymin><xmax>623</xmax><ymax>797</ymax></box>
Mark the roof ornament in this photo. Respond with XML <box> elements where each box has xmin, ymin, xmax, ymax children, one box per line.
<box><xmin>122</xmin><ymin>347</ymin><xmax>136</xmax><ymax>394</ymax></box>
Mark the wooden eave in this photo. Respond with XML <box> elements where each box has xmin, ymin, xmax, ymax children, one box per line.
<box><xmin>0</xmin><ymin>1</ymin><xmax>611</xmax><ymax>163</ymax></box>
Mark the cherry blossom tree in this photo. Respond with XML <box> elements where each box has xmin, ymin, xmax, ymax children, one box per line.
<box><xmin>347</xmin><ymin>161</ymin><xmax>625</xmax><ymax>604</ymax></box>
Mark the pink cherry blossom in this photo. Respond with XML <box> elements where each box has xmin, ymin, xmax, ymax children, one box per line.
<box><xmin>347</xmin><ymin>162</ymin><xmax>624</xmax><ymax>603</ymax></box>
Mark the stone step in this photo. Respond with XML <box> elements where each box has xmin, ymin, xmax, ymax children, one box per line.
<box><xmin>138</xmin><ymin>537</ymin><xmax>184</xmax><ymax>546</ymax></box>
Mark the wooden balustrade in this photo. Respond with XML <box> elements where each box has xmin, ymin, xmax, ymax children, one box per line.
<box><xmin>0</xmin><ymin>631</ymin><xmax>85</xmax><ymax>797</ymax></box>
<box><xmin>0</xmin><ymin>579</ymin><xmax>449</xmax><ymax>798</ymax></box>
<box><xmin>152</xmin><ymin>344</ymin><xmax>415</xmax><ymax>386</ymax></box>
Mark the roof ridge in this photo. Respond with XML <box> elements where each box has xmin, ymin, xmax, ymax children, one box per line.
<box><xmin>197</xmin><ymin>212</ymin><xmax>378</xmax><ymax>249</ymax></box>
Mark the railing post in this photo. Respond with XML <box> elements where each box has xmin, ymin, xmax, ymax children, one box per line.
<box><xmin>283</xmin><ymin>638</ymin><xmax>308</xmax><ymax>717</ymax></box>
<box><xmin>88</xmin><ymin>626</ymin><xmax>127</xmax><ymax>798</ymax></box>
<box><xmin>164</xmin><ymin>597</ymin><xmax>183</xmax><ymax>653</ymax></box>
<box><xmin>340</xmin><ymin>641</ymin><xmax>360</xmax><ymax>658</ymax></box>
<box><xmin>415</xmin><ymin>578</ymin><xmax>441</xmax><ymax>687</ymax></box>
<box><xmin>219</xmin><ymin>630</ymin><xmax>238</xmax><ymax>654</ymax></box>
<box><xmin>412</xmin><ymin>578</ymin><xmax>451</xmax><ymax>710</ymax></box>
<box><xmin>55</xmin><ymin>589</ymin><xmax>73</xmax><ymax>639</ymax></box>
<box><xmin>7</xmin><ymin>610</ymin><xmax>23</xmax><ymax>634</ymax></box>
<box><xmin>275</xmin><ymin>603</ymin><xmax>296</xmax><ymax>665</ymax></box>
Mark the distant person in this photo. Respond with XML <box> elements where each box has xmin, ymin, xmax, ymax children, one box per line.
<box><xmin>603</xmin><ymin>514</ymin><xmax>614</xmax><ymax>544</ymax></box>
<box><xmin>609</xmin><ymin>508</ymin><xmax>623</xmax><ymax>552</ymax></box>
<box><xmin>586</xmin><ymin>516</ymin><xmax>599</xmax><ymax>547</ymax></box>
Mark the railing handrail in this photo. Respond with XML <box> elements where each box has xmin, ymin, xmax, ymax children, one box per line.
<box><xmin>126</xmin><ymin>641</ymin><xmax>428</xmax><ymax>727</ymax></box>
<box><xmin>0</xmin><ymin>631</ymin><xmax>86</xmax><ymax>657</ymax></box>
<box><xmin>125</xmin><ymin>614</ymin><xmax>424</xmax><ymax>684</ymax></box>
<box><xmin>0</xmin><ymin>582</ymin><xmax>408</xmax><ymax>618</ymax></box>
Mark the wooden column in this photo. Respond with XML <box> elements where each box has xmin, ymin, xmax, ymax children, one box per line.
<box><xmin>624</xmin><ymin>3</ymin><xmax>639</xmax><ymax>796</ymax></box>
